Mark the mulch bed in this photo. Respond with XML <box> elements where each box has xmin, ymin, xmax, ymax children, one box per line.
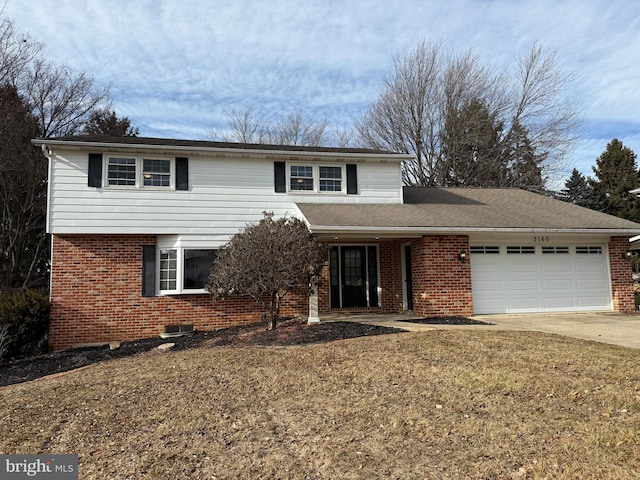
<box><xmin>399</xmin><ymin>316</ymin><xmax>493</xmax><ymax>325</ymax></box>
<box><xmin>1</xmin><ymin>316</ymin><xmax>492</xmax><ymax>387</ymax></box>
<box><xmin>0</xmin><ymin>319</ymin><xmax>403</xmax><ymax>387</ymax></box>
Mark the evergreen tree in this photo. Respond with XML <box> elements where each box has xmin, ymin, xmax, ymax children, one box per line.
<box><xmin>504</xmin><ymin>120</ymin><xmax>546</xmax><ymax>192</ymax></box>
<box><xmin>590</xmin><ymin>139</ymin><xmax>640</xmax><ymax>222</ymax></box>
<box><xmin>83</xmin><ymin>109</ymin><xmax>138</xmax><ymax>136</ymax></box>
<box><xmin>441</xmin><ymin>98</ymin><xmax>505</xmax><ymax>187</ymax></box>
<box><xmin>559</xmin><ymin>168</ymin><xmax>599</xmax><ymax>209</ymax></box>
<box><xmin>441</xmin><ymin>99</ymin><xmax>545</xmax><ymax>190</ymax></box>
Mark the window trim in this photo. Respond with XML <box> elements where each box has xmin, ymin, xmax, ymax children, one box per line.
<box><xmin>157</xmin><ymin>247</ymin><xmax>218</xmax><ymax>295</ymax></box>
<box><xmin>287</xmin><ymin>162</ymin><xmax>346</xmax><ymax>194</ymax></box>
<box><xmin>104</xmin><ymin>154</ymin><xmax>175</xmax><ymax>189</ymax></box>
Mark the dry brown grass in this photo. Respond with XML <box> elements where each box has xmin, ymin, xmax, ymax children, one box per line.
<box><xmin>1</xmin><ymin>330</ymin><xmax>639</xmax><ymax>479</ymax></box>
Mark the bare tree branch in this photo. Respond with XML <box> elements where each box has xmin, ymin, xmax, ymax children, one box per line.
<box><xmin>357</xmin><ymin>40</ymin><xmax>579</xmax><ymax>188</ymax></box>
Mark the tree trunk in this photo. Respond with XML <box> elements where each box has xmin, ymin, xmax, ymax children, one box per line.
<box><xmin>267</xmin><ymin>313</ymin><xmax>277</xmax><ymax>331</ymax></box>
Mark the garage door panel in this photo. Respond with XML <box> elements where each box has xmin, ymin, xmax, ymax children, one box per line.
<box><xmin>543</xmin><ymin>297</ymin><xmax>577</xmax><ymax>308</ymax></box>
<box><xmin>471</xmin><ymin>244</ymin><xmax>611</xmax><ymax>314</ymax></box>
<box><xmin>576</xmin><ymin>262</ymin><xmax>606</xmax><ymax>273</ymax></box>
<box><xmin>541</xmin><ymin>262</ymin><xmax>573</xmax><ymax>273</ymax></box>
<box><xmin>576</xmin><ymin>278</ymin><xmax>607</xmax><ymax>289</ymax></box>
<box><xmin>507</xmin><ymin>297</ymin><xmax>542</xmax><ymax>310</ymax></box>
<box><xmin>473</xmin><ymin>297</ymin><xmax>505</xmax><ymax>313</ymax></box>
<box><xmin>506</xmin><ymin>262</ymin><xmax>539</xmax><ymax>273</ymax></box>
<box><xmin>543</xmin><ymin>279</ymin><xmax>574</xmax><ymax>290</ymax></box>
<box><xmin>507</xmin><ymin>279</ymin><xmax>539</xmax><ymax>291</ymax></box>
<box><xmin>578</xmin><ymin>296</ymin><xmax>611</xmax><ymax>308</ymax></box>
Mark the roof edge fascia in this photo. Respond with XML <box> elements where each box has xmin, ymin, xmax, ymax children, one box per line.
<box><xmin>309</xmin><ymin>225</ymin><xmax>640</xmax><ymax>236</ymax></box>
<box><xmin>32</xmin><ymin>138</ymin><xmax>414</xmax><ymax>163</ymax></box>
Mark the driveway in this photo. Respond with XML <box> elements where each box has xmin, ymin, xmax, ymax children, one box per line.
<box><xmin>323</xmin><ymin>311</ymin><xmax>640</xmax><ymax>349</ymax></box>
<box><xmin>474</xmin><ymin>312</ymin><xmax>640</xmax><ymax>349</ymax></box>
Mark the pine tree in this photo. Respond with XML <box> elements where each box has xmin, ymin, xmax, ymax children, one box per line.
<box><xmin>590</xmin><ymin>139</ymin><xmax>640</xmax><ymax>222</ymax></box>
<box><xmin>559</xmin><ymin>168</ymin><xmax>599</xmax><ymax>209</ymax></box>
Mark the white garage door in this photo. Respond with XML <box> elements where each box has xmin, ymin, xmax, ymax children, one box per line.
<box><xmin>470</xmin><ymin>244</ymin><xmax>612</xmax><ymax>314</ymax></box>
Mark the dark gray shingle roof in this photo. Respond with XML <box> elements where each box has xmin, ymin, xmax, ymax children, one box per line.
<box><xmin>297</xmin><ymin>187</ymin><xmax>640</xmax><ymax>234</ymax></box>
<box><xmin>39</xmin><ymin>135</ymin><xmax>396</xmax><ymax>155</ymax></box>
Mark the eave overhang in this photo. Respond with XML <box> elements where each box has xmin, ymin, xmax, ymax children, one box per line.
<box><xmin>32</xmin><ymin>138</ymin><xmax>414</xmax><ymax>163</ymax></box>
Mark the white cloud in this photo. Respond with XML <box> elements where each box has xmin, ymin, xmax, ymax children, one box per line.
<box><xmin>4</xmin><ymin>0</ymin><xmax>640</xmax><ymax>185</ymax></box>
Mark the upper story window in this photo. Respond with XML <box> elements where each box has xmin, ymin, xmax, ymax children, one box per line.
<box><xmin>108</xmin><ymin>157</ymin><xmax>137</xmax><ymax>186</ymax></box>
<box><xmin>106</xmin><ymin>155</ymin><xmax>173</xmax><ymax>188</ymax></box>
<box><xmin>290</xmin><ymin>165</ymin><xmax>314</xmax><ymax>191</ymax></box>
<box><xmin>319</xmin><ymin>166</ymin><xmax>342</xmax><ymax>191</ymax></box>
<box><xmin>288</xmin><ymin>164</ymin><xmax>344</xmax><ymax>193</ymax></box>
<box><xmin>143</xmin><ymin>159</ymin><xmax>171</xmax><ymax>187</ymax></box>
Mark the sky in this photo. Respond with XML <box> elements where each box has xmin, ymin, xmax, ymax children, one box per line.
<box><xmin>4</xmin><ymin>0</ymin><xmax>640</xmax><ymax>186</ymax></box>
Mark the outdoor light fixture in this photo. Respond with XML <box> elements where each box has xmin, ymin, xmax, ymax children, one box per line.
<box><xmin>458</xmin><ymin>251</ymin><xmax>467</xmax><ymax>262</ymax></box>
<box><xmin>623</xmin><ymin>250</ymin><xmax>634</xmax><ymax>260</ymax></box>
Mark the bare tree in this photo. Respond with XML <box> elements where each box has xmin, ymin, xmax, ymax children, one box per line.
<box><xmin>0</xmin><ymin>11</ymin><xmax>112</xmax><ymax>292</ymax></box>
<box><xmin>19</xmin><ymin>58</ymin><xmax>110</xmax><ymax>137</ymax></box>
<box><xmin>211</xmin><ymin>106</ymin><xmax>329</xmax><ymax>146</ymax></box>
<box><xmin>0</xmin><ymin>84</ymin><xmax>48</xmax><ymax>291</ymax></box>
<box><xmin>357</xmin><ymin>41</ymin><xmax>578</xmax><ymax>188</ymax></box>
<box><xmin>206</xmin><ymin>212</ymin><xmax>326</xmax><ymax>330</ymax></box>
<box><xmin>0</xmin><ymin>17</ymin><xmax>41</xmax><ymax>85</ymax></box>
<box><xmin>358</xmin><ymin>41</ymin><xmax>445</xmax><ymax>186</ymax></box>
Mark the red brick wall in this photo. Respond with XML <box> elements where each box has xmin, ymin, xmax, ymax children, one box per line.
<box><xmin>50</xmin><ymin>235</ymin><xmax>308</xmax><ymax>350</ymax></box>
<box><xmin>410</xmin><ymin>235</ymin><xmax>473</xmax><ymax>317</ymax></box>
<box><xmin>316</xmin><ymin>242</ymin><xmax>400</xmax><ymax>314</ymax></box>
<box><xmin>608</xmin><ymin>236</ymin><xmax>636</xmax><ymax>312</ymax></box>
<box><xmin>316</xmin><ymin>237</ymin><xmax>473</xmax><ymax>317</ymax></box>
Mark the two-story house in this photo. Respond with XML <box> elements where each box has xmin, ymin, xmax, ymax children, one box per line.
<box><xmin>35</xmin><ymin>135</ymin><xmax>640</xmax><ymax>350</ymax></box>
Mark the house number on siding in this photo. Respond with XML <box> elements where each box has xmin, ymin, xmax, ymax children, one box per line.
<box><xmin>533</xmin><ymin>236</ymin><xmax>550</xmax><ymax>242</ymax></box>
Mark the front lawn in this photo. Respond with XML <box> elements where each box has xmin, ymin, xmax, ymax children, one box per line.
<box><xmin>1</xmin><ymin>329</ymin><xmax>639</xmax><ymax>479</ymax></box>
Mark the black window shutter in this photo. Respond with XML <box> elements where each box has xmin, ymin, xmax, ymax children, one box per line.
<box><xmin>346</xmin><ymin>164</ymin><xmax>358</xmax><ymax>194</ymax></box>
<box><xmin>88</xmin><ymin>153</ymin><xmax>103</xmax><ymax>187</ymax></box>
<box><xmin>274</xmin><ymin>161</ymin><xmax>286</xmax><ymax>193</ymax></box>
<box><xmin>142</xmin><ymin>245</ymin><xmax>156</xmax><ymax>297</ymax></box>
<box><xmin>175</xmin><ymin>157</ymin><xmax>189</xmax><ymax>190</ymax></box>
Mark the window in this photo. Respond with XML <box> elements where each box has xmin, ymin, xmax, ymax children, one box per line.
<box><xmin>288</xmin><ymin>164</ymin><xmax>344</xmax><ymax>193</ymax></box>
<box><xmin>470</xmin><ymin>246</ymin><xmax>500</xmax><ymax>254</ymax></box>
<box><xmin>107</xmin><ymin>157</ymin><xmax>136</xmax><ymax>186</ymax></box>
<box><xmin>183</xmin><ymin>249</ymin><xmax>217</xmax><ymax>289</ymax></box>
<box><xmin>159</xmin><ymin>250</ymin><xmax>177</xmax><ymax>291</ymax></box>
<box><xmin>576</xmin><ymin>246</ymin><xmax>603</xmax><ymax>254</ymax></box>
<box><xmin>158</xmin><ymin>248</ymin><xmax>217</xmax><ymax>294</ymax></box>
<box><xmin>319</xmin><ymin>166</ymin><xmax>342</xmax><ymax>191</ymax></box>
<box><xmin>143</xmin><ymin>159</ymin><xmax>171</xmax><ymax>186</ymax></box>
<box><xmin>106</xmin><ymin>155</ymin><xmax>173</xmax><ymax>188</ymax></box>
<box><xmin>507</xmin><ymin>246</ymin><xmax>536</xmax><ymax>254</ymax></box>
<box><xmin>290</xmin><ymin>165</ymin><xmax>314</xmax><ymax>191</ymax></box>
<box><xmin>542</xmin><ymin>246</ymin><xmax>569</xmax><ymax>254</ymax></box>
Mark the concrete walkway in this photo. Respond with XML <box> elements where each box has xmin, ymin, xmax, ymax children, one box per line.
<box><xmin>321</xmin><ymin>311</ymin><xmax>640</xmax><ymax>349</ymax></box>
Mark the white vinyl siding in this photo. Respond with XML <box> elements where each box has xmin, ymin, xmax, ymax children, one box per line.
<box><xmin>471</xmin><ymin>243</ymin><xmax>611</xmax><ymax>314</ymax></box>
<box><xmin>48</xmin><ymin>150</ymin><xmax>403</xmax><ymax>235</ymax></box>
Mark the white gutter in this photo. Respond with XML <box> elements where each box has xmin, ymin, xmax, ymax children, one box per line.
<box><xmin>32</xmin><ymin>138</ymin><xmax>414</xmax><ymax>163</ymax></box>
<box><xmin>309</xmin><ymin>225</ymin><xmax>640</xmax><ymax>236</ymax></box>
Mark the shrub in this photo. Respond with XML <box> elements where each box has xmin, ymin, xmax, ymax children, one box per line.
<box><xmin>0</xmin><ymin>289</ymin><xmax>50</xmax><ymax>360</ymax></box>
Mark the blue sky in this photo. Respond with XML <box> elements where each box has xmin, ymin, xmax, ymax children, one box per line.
<box><xmin>5</xmin><ymin>0</ymin><xmax>640</xmax><ymax>186</ymax></box>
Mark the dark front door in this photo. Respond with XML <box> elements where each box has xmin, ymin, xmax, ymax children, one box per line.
<box><xmin>404</xmin><ymin>245</ymin><xmax>414</xmax><ymax>310</ymax></box>
<box><xmin>341</xmin><ymin>246</ymin><xmax>367</xmax><ymax>307</ymax></box>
